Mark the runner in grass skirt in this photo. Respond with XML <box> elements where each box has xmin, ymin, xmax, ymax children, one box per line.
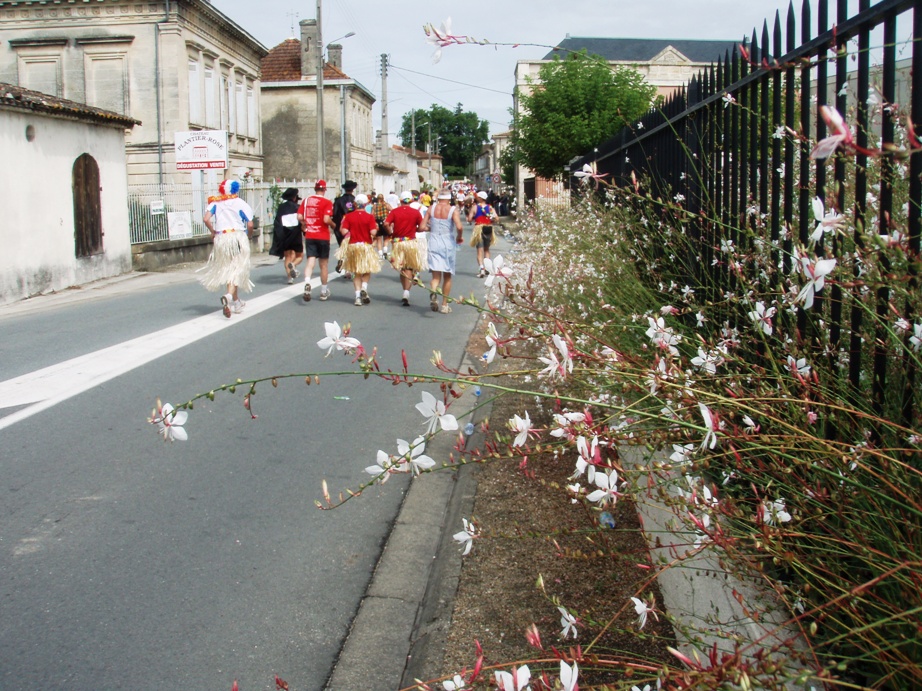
<box><xmin>200</xmin><ymin>179</ymin><xmax>254</xmax><ymax>317</ymax></box>
<box><xmin>340</xmin><ymin>193</ymin><xmax>380</xmax><ymax>306</ymax></box>
<box><xmin>384</xmin><ymin>190</ymin><xmax>424</xmax><ymax>306</ymax></box>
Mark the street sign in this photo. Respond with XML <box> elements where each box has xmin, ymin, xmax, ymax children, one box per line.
<box><xmin>174</xmin><ymin>130</ymin><xmax>228</xmax><ymax>170</ymax></box>
<box><xmin>492</xmin><ymin>173</ymin><xmax>501</xmax><ymax>183</ymax></box>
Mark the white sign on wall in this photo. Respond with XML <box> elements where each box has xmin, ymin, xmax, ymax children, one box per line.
<box><xmin>167</xmin><ymin>211</ymin><xmax>194</xmax><ymax>240</ymax></box>
<box><xmin>174</xmin><ymin>130</ymin><xmax>228</xmax><ymax>170</ymax></box>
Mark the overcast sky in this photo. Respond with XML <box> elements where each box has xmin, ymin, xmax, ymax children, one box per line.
<box><xmin>209</xmin><ymin>0</ymin><xmax>841</xmax><ymax>138</ymax></box>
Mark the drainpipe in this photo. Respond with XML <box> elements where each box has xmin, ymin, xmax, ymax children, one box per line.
<box><xmin>154</xmin><ymin>0</ymin><xmax>171</xmax><ymax>184</ymax></box>
<box><xmin>340</xmin><ymin>84</ymin><xmax>346</xmax><ymax>186</ymax></box>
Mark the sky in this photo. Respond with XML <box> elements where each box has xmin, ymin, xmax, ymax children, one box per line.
<box><xmin>209</xmin><ymin>0</ymin><xmax>830</xmax><ymax>139</ymax></box>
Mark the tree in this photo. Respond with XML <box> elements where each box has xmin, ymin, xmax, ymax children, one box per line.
<box><xmin>399</xmin><ymin>104</ymin><xmax>490</xmax><ymax>179</ymax></box>
<box><xmin>513</xmin><ymin>51</ymin><xmax>657</xmax><ymax>179</ymax></box>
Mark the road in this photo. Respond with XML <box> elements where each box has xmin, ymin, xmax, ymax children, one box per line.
<box><xmin>0</xmin><ymin>237</ymin><xmax>493</xmax><ymax>690</ymax></box>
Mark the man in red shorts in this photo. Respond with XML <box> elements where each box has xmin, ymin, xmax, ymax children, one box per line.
<box><xmin>385</xmin><ymin>190</ymin><xmax>424</xmax><ymax>306</ymax></box>
<box><xmin>297</xmin><ymin>179</ymin><xmax>334</xmax><ymax>302</ymax></box>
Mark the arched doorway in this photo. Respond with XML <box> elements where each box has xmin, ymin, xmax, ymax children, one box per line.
<box><xmin>73</xmin><ymin>153</ymin><xmax>102</xmax><ymax>257</ymax></box>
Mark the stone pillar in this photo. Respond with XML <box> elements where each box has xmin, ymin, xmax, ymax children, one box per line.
<box><xmin>299</xmin><ymin>19</ymin><xmax>317</xmax><ymax>78</ymax></box>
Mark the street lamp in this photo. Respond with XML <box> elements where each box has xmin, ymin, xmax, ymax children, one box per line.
<box><xmin>315</xmin><ymin>5</ymin><xmax>356</xmax><ymax>180</ymax></box>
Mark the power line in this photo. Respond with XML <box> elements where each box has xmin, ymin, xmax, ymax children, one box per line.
<box><xmin>389</xmin><ymin>63</ymin><xmax>511</xmax><ymax>96</ymax></box>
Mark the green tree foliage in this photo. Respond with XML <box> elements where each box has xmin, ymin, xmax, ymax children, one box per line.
<box><xmin>514</xmin><ymin>51</ymin><xmax>657</xmax><ymax>179</ymax></box>
<box><xmin>399</xmin><ymin>104</ymin><xmax>490</xmax><ymax>179</ymax></box>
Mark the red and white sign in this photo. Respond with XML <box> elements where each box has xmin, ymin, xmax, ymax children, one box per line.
<box><xmin>174</xmin><ymin>130</ymin><xmax>228</xmax><ymax>170</ymax></box>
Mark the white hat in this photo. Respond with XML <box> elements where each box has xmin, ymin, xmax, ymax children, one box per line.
<box><xmin>437</xmin><ymin>190</ymin><xmax>452</xmax><ymax>199</ymax></box>
<box><xmin>476</xmin><ymin>190</ymin><xmax>488</xmax><ymax>200</ymax></box>
<box><xmin>400</xmin><ymin>190</ymin><xmax>413</xmax><ymax>202</ymax></box>
<box><xmin>355</xmin><ymin>193</ymin><xmax>369</xmax><ymax>205</ymax></box>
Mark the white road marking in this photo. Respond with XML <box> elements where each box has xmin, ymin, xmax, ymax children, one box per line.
<box><xmin>0</xmin><ymin>282</ymin><xmax>311</xmax><ymax>431</ymax></box>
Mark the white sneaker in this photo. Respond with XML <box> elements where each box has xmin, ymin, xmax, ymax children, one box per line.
<box><xmin>319</xmin><ymin>288</ymin><xmax>330</xmax><ymax>301</ymax></box>
<box><xmin>221</xmin><ymin>293</ymin><xmax>232</xmax><ymax>318</ymax></box>
<box><xmin>233</xmin><ymin>299</ymin><xmax>245</xmax><ymax>314</ymax></box>
<box><xmin>354</xmin><ymin>296</ymin><xmax>363</xmax><ymax>306</ymax></box>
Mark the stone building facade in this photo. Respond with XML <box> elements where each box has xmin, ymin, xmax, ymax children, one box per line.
<box><xmin>260</xmin><ymin>20</ymin><xmax>375</xmax><ymax>192</ymax></box>
<box><xmin>0</xmin><ymin>0</ymin><xmax>267</xmax><ymax>186</ymax></box>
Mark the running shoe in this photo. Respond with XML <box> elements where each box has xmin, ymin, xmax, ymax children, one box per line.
<box><xmin>319</xmin><ymin>289</ymin><xmax>330</xmax><ymax>301</ymax></box>
<box><xmin>221</xmin><ymin>293</ymin><xmax>232</xmax><ymax>318</ymax></box>
<box><xmin>354</xmin><ymin>296</ymin><xmax>363</xmax><ymax>306</ymax></box>
<box><xmin>287</xmin><ymin>262</ymin><xmax>296</xmax><ymax>278</ymax></box>
<box><xmin>303</xmin><ymin>284</ymin><xmax>312</xmax><ymax>302</ymax></box>
<box><xmin>430</xmin><ymin>293</ymin><xmax>439</xmax><ymax>312</ymax></box>
<box><xmin>233</xmin><ymin>299</ymin><xmax>246</xmax><ymax>314</ymax></box>
<box><xmin>361</xmin><ymin>289</ymin><xmax>370</xmax><ymax>305</ymax></box>
<box><xmin>401</xmin><ymin>296</ymin><xmax>410</xmax><ymax>306</ymax></box>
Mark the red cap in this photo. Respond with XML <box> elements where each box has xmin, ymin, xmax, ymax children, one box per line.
<box><xmin>315</xmin><ymin>179</ymin><xmax>327</xmax><ymax>190</ymax></box>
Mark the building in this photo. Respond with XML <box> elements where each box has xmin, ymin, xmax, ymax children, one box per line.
<box><xmin>0</xmin><ymin>0</ymin><xmax>267</xmax><ymax>187</ymax></box>
<box><xmin>513</xmin><ymin>36</ymin><xmax>739</xmax><ymax>206</ymax></box>
<box><xmin>0</xmin><ymin>83</ymin><xmax>137</xmax><ymax>304</ymax></box>
<box><xmin>260</xmin><ymin>20</ymin><xmax>375</xmax><ymax>192</ymax></box>
<box><xmin>472</xmin><ymin>130</ymin><xmax>513</xmax><ymax>193</ymax></box>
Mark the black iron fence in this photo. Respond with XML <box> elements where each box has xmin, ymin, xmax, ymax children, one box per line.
<box><xmin>571</xmin><ymin>0</ymin><xmax>921</xmax><ymax>431</ymax></box>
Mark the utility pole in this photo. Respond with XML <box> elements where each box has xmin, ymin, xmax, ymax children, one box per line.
<box><xmin>315</xmin><ymin>0</ymin><xmax>324</xmax><ymax>180</ymax></box>
<box><xmin>411</xmin><ymin>111</ymin><xmax>415</xmax><ymax>153</ymax></box>
<box><xmin>380</xmin><ymin>54</ymin><xmax>389</xmax><ymax>151</ymax></box>
<box><xmin>427</xmin><ymin>120</ymin><xmax>432</xmax><ymax>186</ymax></box>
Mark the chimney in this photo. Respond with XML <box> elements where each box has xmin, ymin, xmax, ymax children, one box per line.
<box><xmin>327</xmin><ymin>44</ymin><xmax>342</xmax><ymax>71</ymax></box>
<box><xmin>300</xmin><ymin>19</ymin><xmax>317</xmax><ymax>78</ymax></box>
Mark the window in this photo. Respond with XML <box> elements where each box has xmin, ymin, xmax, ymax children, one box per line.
<box><xmin>247</xmin><ymin>83</ymin><xmax>257</xmax><ymax>138</ymax></box>
<box><xmin>188</xmin><ymin>59</ymin><xmax>201</xmax><ymax>124</ymax></box>
<box><xmin>73</xmin><ymin>153</ymin><xmax>102</xmax><ymax>257</ymax></box>
<box><xmin>85</xmin><ymin>53</ymin><xmax>127</xmax><ymax>115</ymax></box>
<box><xmin>225</xmin><ymin>73</ymin><xmax>235</xmax><ymax>133</ymax></box>
<box><xmin>204</xmin><ymin>66</ymin><xmax>216</xmax><ymax>127</ymax></box>
<box><xmin>235</xmin><ymin>79</ymin><xmax>246</xmax><ymax>136</ymax></box>
<box><xmin>219</xmin><ymin>72</ymin><xmax>229</xmax><ymax>129</ymax></box>
<box><xmin>11</xmin><ymin>38</ymin><xmax>66</xmax><ymax>97</ymax></box>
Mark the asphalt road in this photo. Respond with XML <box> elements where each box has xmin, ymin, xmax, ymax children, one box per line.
<box><xmin>0</xmin><ymin>236</ymin><xmax>494</xmax><ymax>690</ymax></box>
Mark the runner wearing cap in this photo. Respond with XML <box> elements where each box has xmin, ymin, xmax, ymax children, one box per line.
<box><xmin>297</xmin><ymin>179</ymin><xmax>334</xmax><ymax>302</ymax></box>
<box><xmin>384</xmin><ymin>190</ymin><xmax>424</xmax><ymax>306</ymax></box>
<box><xmin>468</xmin><ymin>190</ymin><xmax>498</xmax><ymax>278</ymax></box>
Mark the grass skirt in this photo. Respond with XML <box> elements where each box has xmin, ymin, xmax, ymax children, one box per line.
<box><xmin>390</xmin><ymin>239</ymin><xmax>421</xmax><ymax>272</ymax></box>
<box><xmin>198</xmin><ymin>232</ymin><xmax>254</xmax><ymax>293</ymax></box>
<box><xmin>416</xmin><ymin>232</ymin><xmax>429</xmax><ymax>272</ymax></box>
<box><xmin>342</xmin><ymin>242</ymin><xmax>381</xmax><ymax>275</ymax></box>
<box><xmin>469</xmin><ymin>225</ymin><xmax>482</xmax><ymax>247</ymax></box>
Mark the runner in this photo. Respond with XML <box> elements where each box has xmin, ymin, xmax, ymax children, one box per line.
<box><xmin>468</xmin><ymin>190</ymin><xmax>498</xmax><ymax>278</ymax></box>
<box><xmin>297</xmin><ymin>180</ymin><xmax>334</xmax><ymax>303</ymax></box>
<box><xmin>200</xmin><ymin>179</ymin><xmax>254</xmax><ymax>318</ymax></box>
<box><xmin>340</xmin><ymin>193</ymin><xmax>381</xmax><ymax>306</ymax></box>
<box><xmin>384</xmin><ymin>190</ymin><xmax>424</xmax><ymax>306</ymax></box>
<box><xmin>420</xmin><ymin>189</ymin><xmax>464</xmax><ymax>313</ymax></box>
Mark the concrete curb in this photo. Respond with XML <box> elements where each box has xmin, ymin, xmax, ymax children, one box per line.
<box><xmin>324</xmin><ymin>354</ymin><xmax>487</xmax><ymax>691</ymax></box>
<box><xmin>625</xmin><ymin>445</ymin><xmax>811</xmax><ymax>689</ymax></box>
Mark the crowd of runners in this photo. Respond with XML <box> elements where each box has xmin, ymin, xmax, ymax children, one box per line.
<box><xmin>197</xmin><ymin>178</ymin><xmax>505</xmax><ymax>316</ymax></box>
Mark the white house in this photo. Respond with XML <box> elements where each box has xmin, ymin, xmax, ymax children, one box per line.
<box><xmin>0</xmin><ymin>83</ymin><xmax>138</xmax><ymax>304</ymax></box>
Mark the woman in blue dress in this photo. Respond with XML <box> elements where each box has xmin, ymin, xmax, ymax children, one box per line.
<box><xmin>420</xmin><ymin>190</ymin><xmax>464</xmax><ymax>313</ymax></box>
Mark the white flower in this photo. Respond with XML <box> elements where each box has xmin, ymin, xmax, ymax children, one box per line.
<box><xmin>586</xmin><ymin>469</ymin><xmax>620</xmax><ymax>506</ymax></box>
<box><xmin>550</xmin><ymin>412</ymin><xmax>585</xmax><ymax>438</ymax></box>
<box><xmin>151</xmin><ymin>401</ymin><xmax>188</xmax><ymax>442</ymax></box>
<box><xmin>365</xmin><ymin>450</ymin><xmax>396</xmax><ymax>483</ymax></box>
<box><xmin>810</xmin><ymin>197</ymin><xmax>845</xmax><ymax>245</ymax></box>
<box><xmin>317</xmin><ymin>320</ymin><xmax>361</xmax><ymax>356</ymax></box>
<box><xmin>443</xmin><ymin>674</ymin><xmax>466</xmax><ymax>691</ymax></box>
<box><xmin>691</xmin><ymin>348</ymin><xmax>722</xmax><ymax>375</ymax></box>
<box><xmin>748</xmin><ymin>301</ymin><xmax>776</xmax><ymax>335</ymax></box>
<box><xmin>483</xmin><ymin>255</ymin><xmax>512</xmax><ymax>287</ymax></box>
<box><xmin>797</xmin><ymin>255</ymin><xmax>837</xmax><ymax>309</ymax></box>
<box><xmin>787</xmin><ymin>355</ymin><xmax>811</xmax><ymax>375</ymax></box>
<box><xmin>762</xmin><ymin>498</ymin><xmax>792</xmax><ymax>525</ymax></box>
<box><xmin>483</xmin><ymin>321</ymin><xmax>499</xmax><ymax>363</ymax></box>
<box><xmin>495</xmin><ymin>665</ymin><xmax>531</xmax><ymax>691</ymax></box>
<box><xmin>911</xmin><ymin>323</ymin><xmax>922</xmax><ymax>352</ymax></box>
<box><xmin>645</xmin><ymin>316</ymin><xmax>681</xmax><ymax>356</ymax></box>
<box><xmin>558</xmin><ymin>606</ymin><xmax>578</xmax><ymax>639</ymax></box>
<box><xmin>573</xmin><ymin>435</ymin><xmax>599</xmax><ymax>483</ymax></box>
<box><xmin>510</xmin><ymin>411</ymin><xmax>531</xmax><ymax>447</ymax></box>
<box><xmin>669</xmin><ymin>443</ymin><xmax>694</xmax><ymax>466</ymax></box>
<box><xmin>396</xmin><ymin>436</ymin><xmax>435</xmax><ymax>475</ymax></box>
<box><xmin>699</xmin><ymin>402</ymin><xmax>718</xmax><ymax>450</ymax></box>
<box><xmin>895</xmin><ymin>318</ymin><xmax>911</xmax><ymax>333</ymax></box>
<box><xmin>773</xmin><ymin>125</ymin><xmax>786</xmax><ymax>139</ymax></box>
<box><xmin>416</xmin><ymin>390</ymin><xmax>459</xmax><ymax>435</ymax></box>
<box><xmin>722</xmin><ymin>92</ymin><xmax>735</xmax><ymax>108</ymax></box>
<box><xmin>631</xmin><ymin>596</ymin><xmax>652</xmax><ymax>629</ymax></box>
<box><xmin>424</xmin><ymin>17</ymin><xmax>461</xmax><ymax>63</ymax></box>
<box><xmin>742</xmin><ymin>415</ymin><xmax>759</xmax><ymax>433</ymax></box>
<box><xmin>559</xmin><ymin>661</ymin><xmax>579</xmax><ymax>691</ymax></box>
<box><xmin>453</xmin><ymin>518</ymin><xmax>477</xmax><ymax>555</ymax></box>
<box><xmin>538</xmin><ymin>334</ymin><xmax>572</xmax><ymax>379</ymax></box>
